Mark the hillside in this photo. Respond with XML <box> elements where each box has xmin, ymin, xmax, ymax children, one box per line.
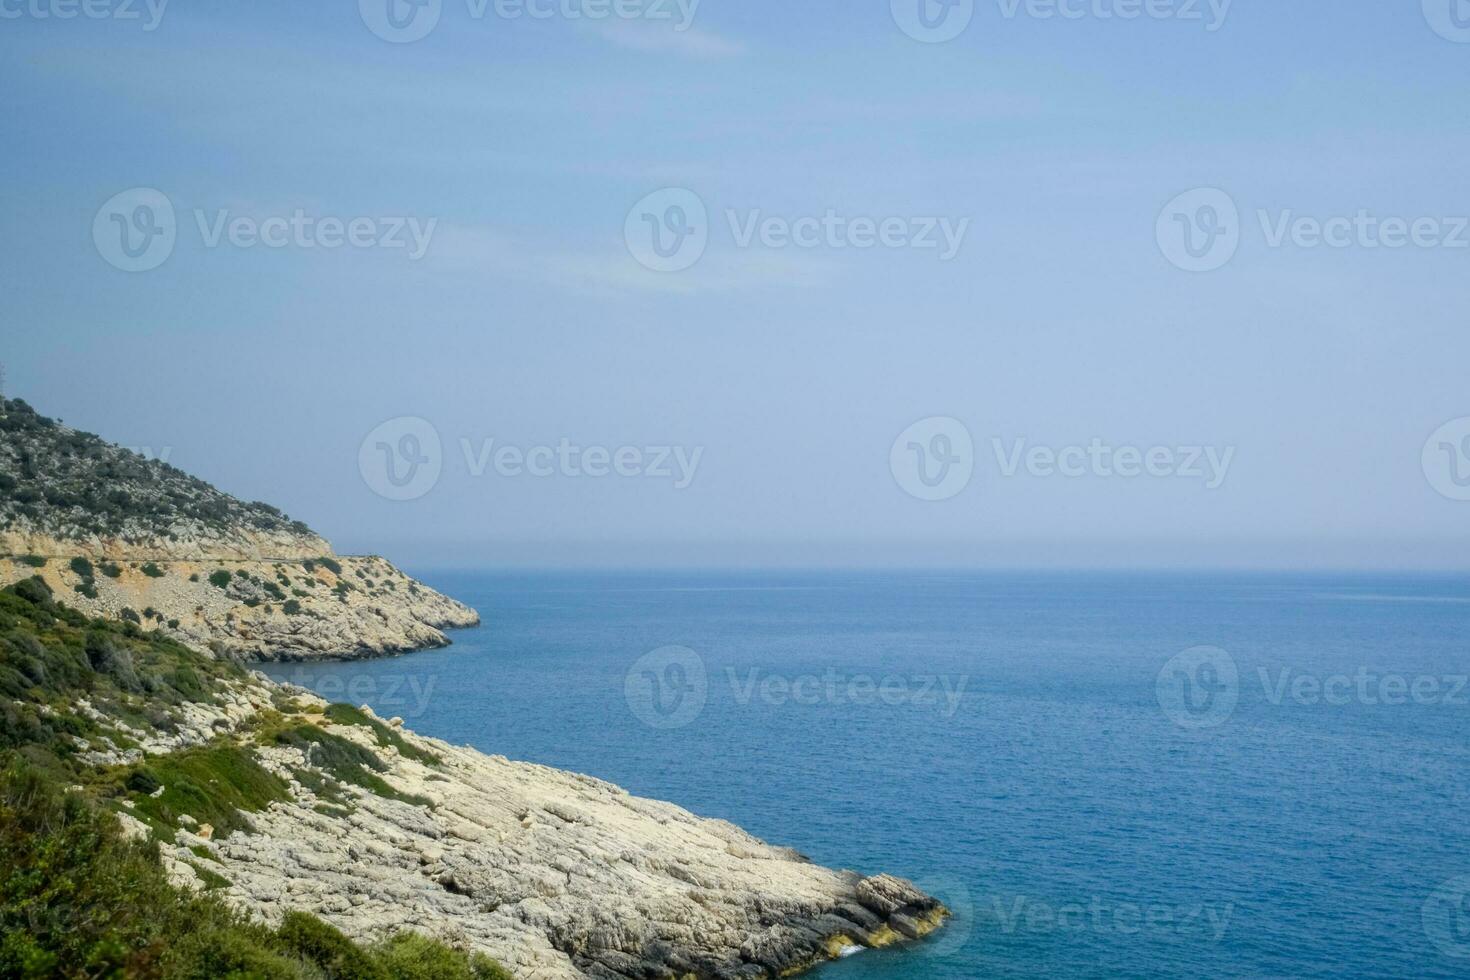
<box><xmin>0</xmin><ymin>400</ymin><xmax>478</xmax><ymax>660</ymax></box>
<box><xmin>0</xmin><ymin>397</ymin><xmax>329</xmax><ymax>560</ymax></box>
<box><xmin>0</xmin><ymin>576</ymin><xmax>946</xmax><ymax>978</ymax></box>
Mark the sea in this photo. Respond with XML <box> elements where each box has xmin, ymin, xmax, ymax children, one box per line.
<box><xmin>263</xmin><ymin>570</ymin><xmax>1470</xmax><ymax>979</ymax></box>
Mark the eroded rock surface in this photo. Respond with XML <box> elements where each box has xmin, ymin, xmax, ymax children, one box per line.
<box><xmin>158</xmin><ymin>684</ymin><xmax>946</xmax><ymax>979</ymax></box>
<box><xmin>0</xmin><ymin>554</ymin><xmax>478</xmax><ymax>661</ymax></box>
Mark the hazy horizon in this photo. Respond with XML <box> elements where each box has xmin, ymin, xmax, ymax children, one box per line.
<box><xmin>4</xmin><ymin>1</ymin><xmax>1468</xmax><ymax>570</ymax></box>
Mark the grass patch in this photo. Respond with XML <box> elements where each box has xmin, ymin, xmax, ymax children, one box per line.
<box><xmin>122</xmin><ymin>744</ymin><xmax>289</xmax><ymax>840</ymax></box>
<box><xmin>324</xmin><ymin>702</ymin><xmax>439</xmax><ymax>766</ymax></box>
<box><xmin>185</xmin><ymin>859</ymin><xmax>232</xmax><ymax>890</ymax></box>
<box><xmin>272</xmin><ymin>724</ymin><xmax>432</xmax><ymax>808</ymax></box>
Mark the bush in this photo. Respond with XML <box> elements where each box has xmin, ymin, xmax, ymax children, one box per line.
<box><xmin>276</xmin><ymin>911</ymin><xmax>387</xmax><ymax>979</ymax></box>
<box><xmin>319</xmin><ymin>557</ymin><xmax>342</xmax><ymax>576</ymax></box>
<box><xmin>16</xmin><ymin>556</ymin><xmax>45</xmax><ymax>568</ymax></box>
<box><xmin>372</xmin><ymin>933</ymin><xmax>513</xmax><ymax>980</ymax></box>
<box><xmin>12</xmin><ymin>577</ymin><xmax>51</xmax><ymax>605</ymax></box>
<box><xmin>208</xmin><ymin>570</ymin><xmax>232</xmax><ymax>589</ymax></box>
<box><xmin>100</xmin><ymin>563</ymin><xmax>122</xmax><ymax>579</ymax></box>
<box><xmin>126</xmin><ymin>767</ymin><xmax>161</xmax><ymax>794</ymax></box>
<box><xmin>283</xmin><ymin>600</ymin><xmax>302</xmax><ymax>616</ymax></box>
<box><xmin>68</xmin><ymin>557</ymin><xmax>93</xmax><ymax>578</ymax></box>
<box><xmin>141</xmin><ymin>562</ymin><xmax>165</xmax><ymax>578</ymax></box>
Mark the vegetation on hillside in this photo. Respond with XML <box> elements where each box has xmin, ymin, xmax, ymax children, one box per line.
<box><xmin>0</xmin><ymin>398</ymin><xmax>318</xmax><ymax>546</ymax></box>
<box><xmin>0</xmin><ymin>577</ymin><xmax>512</xmax><ymax>979</ymax></box>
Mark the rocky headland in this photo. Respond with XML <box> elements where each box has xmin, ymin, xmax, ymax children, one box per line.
<box><xmin>0</xmin><ymin>398</ymin><xmax>477</xmax><ymax>660</ymax></box>
<box><xmin>0</xmin><ymin>397</ymin><xmax>948</xmax><ymax>978</ymax></box>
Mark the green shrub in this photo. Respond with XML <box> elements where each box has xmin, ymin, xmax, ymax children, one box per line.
<box><xmin>16</xmin><ymin>556</ymin><xmax>45</xmax><ymax>568</ymax></box>
<box><xmin>283</xmin><ymin>599</ymin><xmax>302</xmax><ymax>616</ymax></box>
<box><xmin>73</xmin><ymin>582</ymin><xmax>98</xmax><ymax>600</ymax></box>
<box><xmin>100</xmin><ymin>562</ymin><xmax>122</xmax><ymax>579</ymax></box>
<box><xmin>68</xmin><ymin>557</ymin><xmax>93</xmax><ymax>578</ymax></box>
<box><xmin>12</xmin><ymin>576</ymin><xmax>51</xmax><ymax>605</ymax></box>
<box><xmin>141</xmin><ymin>562</ymin><xmax>165</xmax><ymax>578</ymax></box>
<box><xmin>208</xmin><ymin>570</ymin><xmax>232</xmax><ymax>589</ymax></box>
<box><xmin>319</xmin><ymin>557</ymin><xmax>342</xmax><ymax>576</ymax></box>
<box><xmin>277</xmin><ymin>910</ymin><xmax>387</xmax><ymax>979</ymax></box>
<box><xmin>372</xmin><ymin>932</ymin><xmax>513</xmax><ymax>980</ymax></box>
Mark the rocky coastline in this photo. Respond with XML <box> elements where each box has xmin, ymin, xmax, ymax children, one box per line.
<box><xmin>105</xmin><ymin>676</ymin><xmax>948</xmax><ymax>979</ymax></box>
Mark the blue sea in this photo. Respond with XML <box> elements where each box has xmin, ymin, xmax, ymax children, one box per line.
<box><xmin>264</xmin><ymin>571</ymin><xmax>1470</xmax><ymax>979</ymax></box>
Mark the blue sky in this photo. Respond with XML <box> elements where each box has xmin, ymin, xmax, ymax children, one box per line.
<box><xmin>2</xmin><ymin>0</ymin><xmax>1469</xmax><ymax>568</ymax></box>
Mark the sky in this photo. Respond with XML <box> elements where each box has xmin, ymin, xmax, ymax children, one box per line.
<box><xmin>2</xmin><ymin>0</ymin><xmax>1469</xmax><ymax>569</ymax></box>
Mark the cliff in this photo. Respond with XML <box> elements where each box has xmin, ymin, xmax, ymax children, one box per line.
<box><xmin>0</xmin><ymin>399</ymin><xmax>478</xmax><ymax>660</ymax></box>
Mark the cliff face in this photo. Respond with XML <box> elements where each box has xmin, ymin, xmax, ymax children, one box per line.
<box><xmin>0</xmin><ymin>553</ymin><xmax>479</xmax><ymax>661</ymax></box>
<box><xmin>0</xmin><ymin>399</ymin><xmax>477</xmax><ymax>660</ymax></box>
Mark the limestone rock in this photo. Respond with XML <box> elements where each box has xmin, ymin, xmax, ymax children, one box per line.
<box><xmin>144</xmin><ymin>681</ymin><xmax>948</xmax><ymax>980</ymax></box>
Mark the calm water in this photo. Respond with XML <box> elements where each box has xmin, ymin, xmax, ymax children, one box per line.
<box><xmin>264</xmin><ymin>571</ymin><xmax>1470</xmax><ymax>979</ymax></box>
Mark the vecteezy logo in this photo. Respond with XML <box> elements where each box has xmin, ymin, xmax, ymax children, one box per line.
<box><xmin>1424</xmin><ymin>418</ymin><xmax>1470</xmax><ymax>502</ymax></box>
<box><xmin>624</xmin><ymin>188</ymin><xmax>709</xmax><ymax>273</ymax></box>
<box><xmin>1157</xmin><ymin>646</ymin><xmax>1239</xmax><ymax>730</ymax></box>
<box><xmin>1423</xmin><ymin>0</ymin><xmax>1470</xmax><ymax>43</ymax></box>
<box><xmin>93</xmin><ymin>188</ymin><xmax>176</xmax><ymax>272</ymax></box>
<box><xmin>891</xmin><ymin>0</ymin><xmax>974</xmax><ymax>43</ymax></box>
<box><xmin>624</xmin><ymin>645</ymin><xmax>707</xmax><ymax>729</ymax></box>
<box><xmin>890</xmin><ymin>417</ymin><xmax>974</xmax><ymax>502</ymax></box>
<box><xmin>1423</xmin><ymin>876</ymin><xmax>1470</xmax><ymax>958</ymax></box>
<box><xmin>1156</xmin><ymin>188</ymin><xmax>1241</xmax><ymax>273</ymax></box>
<box><xmin>359</xmin><ymin>0</ymin><xmax>441</xmax><ymax>43</ymax></box>
<box><xmin>358</xmin><ymin>417</ymin><xmax>443</xmax><ymax>501</ymax></box>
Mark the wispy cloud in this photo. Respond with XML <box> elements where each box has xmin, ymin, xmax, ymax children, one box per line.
<box><xmin>428</xmin><ymin>223</ymin><xmax>839</xmax><ymax>296</ymax></box>
<box><xmin>587</xmin><ymin>19</ymin><xmax>745</xmax><ymax>59</ymax></box>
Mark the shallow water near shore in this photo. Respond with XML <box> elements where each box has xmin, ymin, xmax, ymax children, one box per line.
<box><xmin>264</xmin><ymin>569</ymin><xmax>1470</xmax><ymax>979</ymax></box>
